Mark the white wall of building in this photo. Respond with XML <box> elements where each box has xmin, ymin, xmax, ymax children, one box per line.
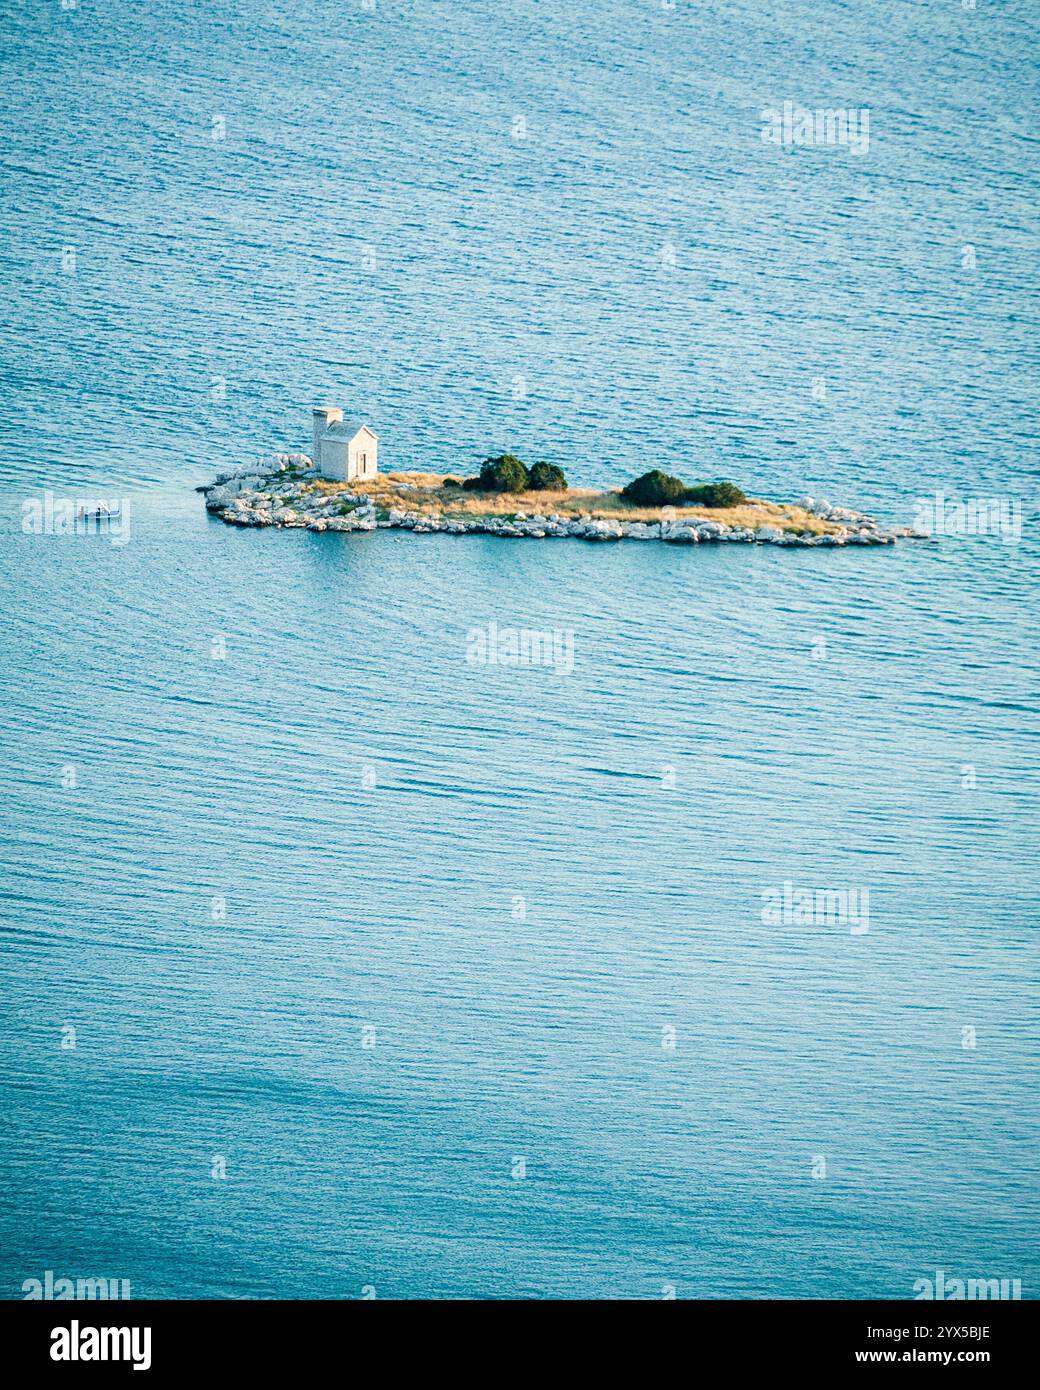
<box><xmin>319</xmin><ymin>437</ymin><xmax>350</xmax><ymax>480</ymax></box>
<box><xmin>348</xmin><ymin>428</ymin><xmax>378</xmax><ymax>480</ymax></box>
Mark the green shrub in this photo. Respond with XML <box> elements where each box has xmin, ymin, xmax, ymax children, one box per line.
<box><xmin>461</xmin><ymin>475</ymin><xmax>484</xmax><ymax>491</ymax></box>
<box><xmin>621</xmin><ymin>469</ymin><xmax>688</xmax><ymax>506</ymax></box>
<box><xmin>441</xmin><ymin>476</ymin><xmax>462</xmax><ymax>488</ymax></box>
<box><xmin>528</xmin><ymin>461</ymin><xmax>567</xmax><ymax>491</ymax></box>
<box><xmin>478</xmin><ymin>454</ymin><xmax>530</xmax><ymax>493</ymax></box>
<box><xmin>683</xmin><ymin>481</ymin><xmax>748</xmax><ymax>508</ymax></box>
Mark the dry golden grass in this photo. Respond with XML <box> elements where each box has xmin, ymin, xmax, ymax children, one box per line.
<box><xmin>306</xmin><ymin>472</ymin><xmax>841</xmax><ymax>534</ymax></box>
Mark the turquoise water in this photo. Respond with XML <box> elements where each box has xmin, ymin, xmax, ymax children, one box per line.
<box><xmin>0</xmin><ymin>1</ymin><xmax>1037</xmax><ymax>1298</ymax></box>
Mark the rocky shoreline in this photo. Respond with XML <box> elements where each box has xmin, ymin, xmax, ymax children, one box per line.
<box><xmin>200</xmin><ymin>455</ymin><xmax>925</xmax><ymax>548</ymax></box>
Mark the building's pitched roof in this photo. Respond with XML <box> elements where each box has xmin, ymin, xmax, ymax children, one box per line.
<box><xmin>322</xmin><ymin>419</ymin><xmax>377</xmax><ymax>442</ymax></box>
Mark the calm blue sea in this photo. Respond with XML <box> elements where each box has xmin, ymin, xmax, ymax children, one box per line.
<box><xmin>0</xmin><ymin>0</ymin><xmax>1037</xmax><ymax>1299</ymax></box>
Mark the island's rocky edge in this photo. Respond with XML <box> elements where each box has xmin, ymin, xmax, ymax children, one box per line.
<box><xmin>200</xmin><ymin>454</ymin><xmax>927</xmax><ymax>548</ymax></box>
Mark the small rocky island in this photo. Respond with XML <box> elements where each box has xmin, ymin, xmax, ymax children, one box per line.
<box><xmin>200</xmin><ymin>447</ymin><xmax>921</xmax><ymax>549</ymax></box>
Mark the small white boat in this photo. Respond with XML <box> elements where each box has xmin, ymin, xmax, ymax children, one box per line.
<box><xmin>77</xmin><ymin>502</ymin><xmax>123</xmax><ymax>522</ymax></box>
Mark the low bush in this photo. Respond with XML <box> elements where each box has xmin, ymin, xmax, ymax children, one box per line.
<box><xmin>477</xmin><ymin>454</ymin><xmax>530</xmax><ymax>493</ymax></box>
<box><xmin>528</xmin><ymin>461</ymin><xmax>568</xmax><ymax>491</ymax></box>
<box><xmin>621</xmin><ymin>469</ymin><xmax>688</xmax><ymax>506</ymax></box>
<box><xmin>683</xmin><ymin>481</ymin><xmax>748</xmax><ymax>508</ymax></box>
<box><xmin>482</xmin><ymin>454</ymin><xmax>529</xmax><ymax>492</ymax></box>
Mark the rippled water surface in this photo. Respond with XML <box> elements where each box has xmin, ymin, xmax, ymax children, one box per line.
<box><xmin>0</xmin><ymin>0</ymin><xmax>1037</xmax><ymax>1298</ymax></box>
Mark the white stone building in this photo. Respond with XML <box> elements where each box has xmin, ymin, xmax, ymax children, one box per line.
<box><xmin>312</xmin><ymin>407</ymin><xmax>378</xmax><ymax>482</ymax></box>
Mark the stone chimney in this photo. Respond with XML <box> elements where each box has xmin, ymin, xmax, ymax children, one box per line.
<box><xmin>312</xmin><ymin>406</ymin><xmax>343</xmax><ymax>469</ymax></box>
